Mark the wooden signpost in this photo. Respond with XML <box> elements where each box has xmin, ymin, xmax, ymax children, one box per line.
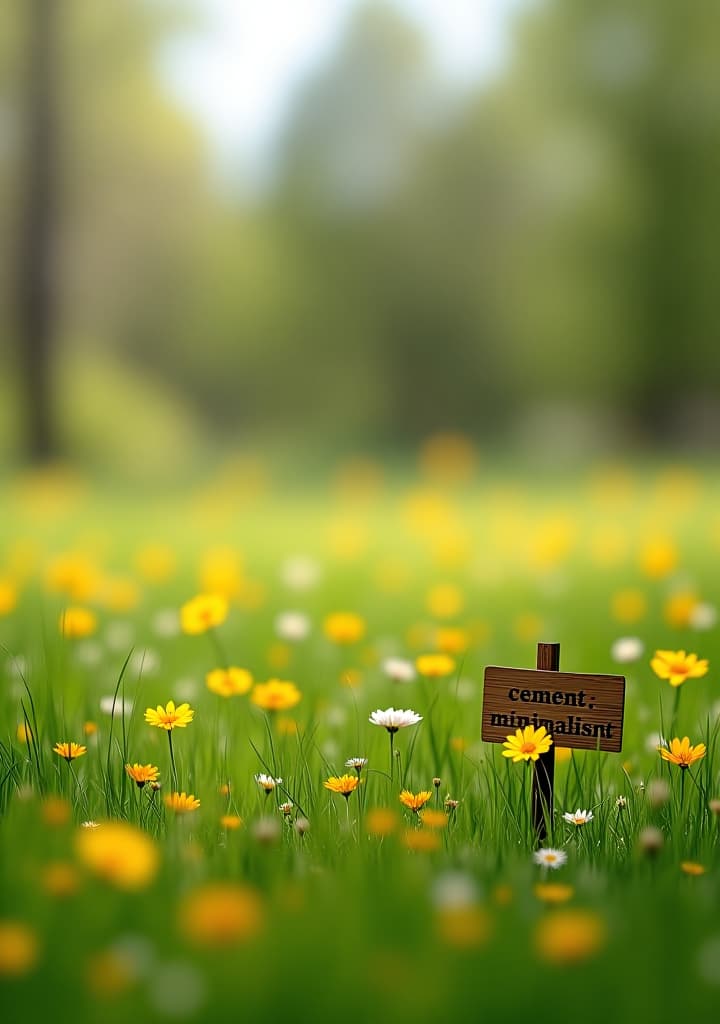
<box><xmin>481</xmin><ymin>643</ymin><xmax>626</xmax><ymax>840</ymax></box>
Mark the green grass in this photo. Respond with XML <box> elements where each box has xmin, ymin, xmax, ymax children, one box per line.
<box><xmin>0</xmin><ymin>463</ymin><xmax>719</xmax><ymax>1022</ymax></box>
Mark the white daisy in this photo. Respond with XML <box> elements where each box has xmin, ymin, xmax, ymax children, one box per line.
<box><xmin>368</xmin><ymin>707</ymin><xmax>422</xmax><ymax>732</ymax></box>
<box><xmin>611</xmin><ymin>636</ymin><xmax>644</xmax><ymax>663</ymax></box>
<box><xmin>274</xmin><ymin>611</ymin><xmax>311</xmax><ymax>642</ymax></box>
<box><xmin>81</xmin><ymin>820</ymin><xmax>100</xmax><ymax>829</ymax></box>
<box><xmin>562</xmin><ymin>808</ymin><xmax>594</xmax><ymax>826</ymax></box>
<box><xmin>280</xmin><ymin>556</ymin><xmax>321</xmax><ymax>591</ymax></box>
<box><xmin>99</xmin><ymin>695</ymin><xmax>134</xmax><ymax>717</ymax></box>
<box><xmin>381</xmin><ymin>657</ymin><xmax>416</xmax><ymax>683</ymax></box>
<box><xmin>345</xmin><ymin>757</ymin><xmax>368</xmax><ymax>771</ymax></box>
<box><xmin>690</xmin><ymin>602</ymin><xmax>718</xmax><ymax>631</ymax></box>
<box><xmin>151</xmin><ymin>609</ymin><xmax>181</xmax><ymax>638</ymax></box>
<box><xmin>533</xmin><ymin>848</ymin><xmax>567</xmax><ymax>869</ymax></box>
<box><xmin>254</xmin><ymin>773</ymin><xmax>282</xmax><ymax>793</ymax></box>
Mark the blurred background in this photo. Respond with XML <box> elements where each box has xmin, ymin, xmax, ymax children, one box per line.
<box><xmin>2</xmin><ymin>0</ymin><xmax>720</xmax><ymax>482</ymax></box>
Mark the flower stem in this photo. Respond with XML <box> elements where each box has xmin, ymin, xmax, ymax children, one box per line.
<box><xmin>670</xmin><ymin>686</ymin><xmax>682</xmax><ymax>738</ymax></box>
<box><xmin>389</xmin><ymin>730</ymin><xmax>395</xmax><ymax>784</ymax></box>
<box><xmin>167</xmin><ymin>730</ymin><xmax>178</xmax><ymax>791</ymax></box>
<box><xmin>208</xmin><ymin>626</ymin><xmax>228</xmax><ymax>667</ymax></box>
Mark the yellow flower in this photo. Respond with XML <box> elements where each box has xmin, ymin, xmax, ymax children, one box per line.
<box><xmin>125</xmin><ymin>763</ymin><xmax>160</xmax><ymax>788</ymax></box>
<box><xmin>59</xmin><ymin>606</ymin><xmax>97</xmax><ymax>638</ymax></box>
<box><xmin>134</xmin><ymin>543</ymin><xmax>176</xmax><ymax>583</ymax></box>
<box><xmin>658</xmin><ymin>736</ymin><xmax>706</xmax><ymax>769</ymax></box>
<box><xmin>16</xmin><ymin>723</ymin><xmax>33</xmax><ymax>744</ymax></box>
<box><xmin>250</xmin><ymin>679</ymin><xmax>301</xmax><ymax>712</ymax></box>
<box><xmin>180</xmin><ymin>593</ymin><xmax>228</xmax><ymax>635</ymax></box>
<box><xmin>434</xmin><ymin>627</ymin><xmax>470</xmax><ymax>654</ymax></box>
<box><xmin>639</xmin><ymin>537</ymin><xmax>677</xmax><ymax>579</ymax></box>
<box><xmin>366</xmin><ymin>808</ymin><xmax>398</xmax><ymax>836</ymax></box>
<box><xmin>86</xmin><ymin>949</ymin><xmax>137</xmax><ymax>997</ymax></box>
<box><xmin>179</xmin><ymin>884</ymin><xmax>263</xmax><ymax>947</ymax></box>
<box><xmin>402</xmin><ymin>828</ymin><xmax>441</xmax><ymax>851</ymax></box>
<box><xmin>220</xmin><ymin>815</ymin><xmax>243</xmax><ymax>830</ymax></box>
<box><xmin>650</xmin><ymin>649</ymin><xmax>708</xmax><ymax>687</ymax></box>
<box><xmin>663</xmin><ymin>592</ymin><xmax>699</xmax><ymax>628</ymax></box>
<box><xmin>206</xmin><ymin>667</ymin><xmax>253</xmax><ymax>697</ymax></box>
<box><xmin>426</xmin><ymin>583</ymin><xmax>464</xmax><ymax>619</ymax></box>
<box><xmin>165</xmin><ymin>792</ymin><xmax>201</xmax><ymax>814</ymax></box>
<box><xmin>415</xmin><ymin>653</ymin><xmax>456</xmax><ymax>678</ymax></box>
<box><xmin>680</xmin><ymin>861</ymin><xmax>706</xmax><ymax>876</ymax></box>
<box><xmin>75</xmin><ymin>822</ymin><xmax>159</xmax><ymax>889</ymax></box>
<box><xmin>200</xmin><ymin>547</ymin><xmax>243</xmax><ymax>599</ymax></box>
<box><xmin>323</xmin><ymin>774</ymin><xmax>359</xmax><ymax>798</ymax></box>
<box><xmin>53</xmin><ymin>741</ymin><xmax>87</xmax><ymax>762</ymax></box>
<box><xmin>534</xmin><ymin>910</ymin><xmax>606</xmax><ymax>964</ymax></box>
<box><xmin>83</xmin><ymin>720</ymin><xmax>98</xmax><ymax>736</ymax></box>
<box><xmin>436</xmin><ymin>907</ymin><xmax>490</xmax><ymax>948</ymax></box>
<box><xmin>323</xmin><ymin>612</ymin><xmax>366</xmax><ymax>644</ymax></box>
<box><xmin>144</xmin><ymin>700</ymin><xmax>195</xmax><ymax>730</ymax></box>
<box><xmin>611</xmin><ymin>588</ymin><xmax>647</xmax><ymax>624</ymax></box>
<box><xmin>0</xmin><ymin>579</ymin><xmax>17</xmax><ymax>616</ymax></box>
<box><xmin>41</xmin><ymin>796</ymin><xmax>71</xmax><ymax>827</ymax></box>
<box><xmin>502</xmin><ymin>725</ymin><xmax>553</xmax><ymax>763</ymax></box>
<box><xmin>419</xmin><ymin>809</ymin><xmax>448</xmax><ymax>829</ymax></box>
<box><xmin>41</xmin><ymin>862</ymin><xmax>80</xmax><ymax>898</ymax></box>
<box><xmin>399</xmin><ymin>789</ymin><xmax>433</xmax><ymax>813</ymax></box>
<box><xmin>534</xmin><ymin>883</ymin><xmax>574</xmax><ymax>904</ymax></box>
<box><xmin>0</xmin><ymin>921</ymin><xmax>39</xmax><ymax>976</ymax></box>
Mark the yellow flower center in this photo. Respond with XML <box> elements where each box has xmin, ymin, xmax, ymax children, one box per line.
<box><xmin>520</xmin><ymin>742</ymin><xmax>536</xmax><ymax>754</ymax></box>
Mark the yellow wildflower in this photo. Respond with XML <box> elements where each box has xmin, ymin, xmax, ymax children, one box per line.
<box><xmin>658</xmin><ymin>736</ymin><xmax>706</xmax><ymax>769</ymax></box>
<box><xmin>366</xmin><ymin>808</ymin><xmax>398</xmax><ymax>836</ymax></box>
<box><xmin>59</xmin><ymin>606</ymin><xmax>97</xmax><ymax>638</ymax></box>
<box><xmin>250</xmin><ymin>679</ymin><xmax>301</xmax><ymax>712</ymax></box>
<box><xmin>399</xmin><ymin>789</ymin><xmax>432</xmax><ymax>813</ymax></box>
<box><xmin>502</xmin><ymin>725</ymin><xmax>553</xmax><ymax>763</ymax></box>
<box><xmin>179</xmin><ymin>884</ymin><xmax>263</xmax><ymax>947</ymax></box>
<box><xmin>220</xmin><ymin>815</ymin><xmax>243</xmax><ymax>830</ymax></box>
<box><xmin>419</xmin><ymin>809</ymin><xmax>448</xmax><ymax>829</ymax></box>
<box><xmin>323</xmin><ymin>612</ymin><xmax>366</xmax><ymax>644</ymax></box>
<box><xmin>180</xmin><ymin>593</ymin><xmax>228</xmax><ymax>635</ymax></box>
<box><xmin>534</xmin><ymin>910</ymin><xmax>606</xmax><ymax>964</ymax></box>
<box><xmin>0</xmin><ymin>921</ymin><xmax>38</xmax><ymax>976</ymax></box>
<box><xmin>323</xmin><ymin>774</ymin><xmax>359</xmax><ymax>798</ymax></box>
<box><xmin>650</xmin><ymin>650</ymin><xmax>708</xmax><ymax>687</ymax></box>
<box><xmin>125</xmin><ymin>763</ymin><xmax>160</xmax><ymax>788</ymax></box>
<box><xmin>53</xmin><ymin>741</ymin><xmax>87</xmax><ymax>762</ymax></box>
<box><xmin>75</xmin><ymin>822</ymin><xmax>159</xmax><ymax>890</ymax></box>
<box><xmin>534</xmin><ymin>883</ymin><xmax>574</xmax><ymax>904</ymax></box>
<box><xmin>0</xmin><ymin>579</ymin><xmax>17</xmax><ymax>616</ymax></box>
<box><xmin>415</xmin><ymin>653</ymin><xmax>456</xmax><ymax>678</ymax></box>
<box><xmin>144</xmin><ymin>701</ymin><xmax>194</xmax><ymax>730</ymax></box>
<box><xmin>206</xmin><ymin>667</ymin><xmax>253</xmax><ymax>698</ymax></box>
<box><xmin>426</xmin><ymin>583</ymin><xmax>464</xmax><ymax>619</ymax></box>
<box><xmin>165</xmin><ymin>792</ymin><xmax>201</xmax><ymax>814</ymax></box>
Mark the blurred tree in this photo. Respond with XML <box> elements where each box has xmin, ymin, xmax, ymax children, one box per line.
<box><xmin>16</xmin><ymin>0</ymin><xmax>57</xmax><ymax>461</ymax></box>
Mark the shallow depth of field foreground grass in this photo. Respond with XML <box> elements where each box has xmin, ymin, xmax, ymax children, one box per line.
<box><xmin>1</xmin><ymin>458</ymin><xmax>719</xmax><ymax>1023</ymax></box>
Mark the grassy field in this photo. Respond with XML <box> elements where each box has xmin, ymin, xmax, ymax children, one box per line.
<box><xmin>1</xmin><ymin>459</ymin><xmax>719</xmax><ymax>1023</ymax></box>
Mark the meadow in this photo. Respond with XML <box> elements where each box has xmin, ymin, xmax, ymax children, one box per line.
<box><xmin>1</xmin><ymin>454</ymin><xmax>719</xmax><ymax>1023</ymax></box>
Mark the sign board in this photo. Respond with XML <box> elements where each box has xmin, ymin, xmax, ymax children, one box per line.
<box><xmin>481</xmin><ymin>665</ymin><xmax>625</xmax><ymax>753</ymax></box>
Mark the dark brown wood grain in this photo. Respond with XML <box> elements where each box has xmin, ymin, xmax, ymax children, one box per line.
<box><xmin>482</xmin><ymin>664</ymin><xmax>625</xmax><ymax>753</ymax></box>
<box><xmin>532</xmin><ymin>643</ymin><xmax>559</xmax><ymax>841</ymax></box>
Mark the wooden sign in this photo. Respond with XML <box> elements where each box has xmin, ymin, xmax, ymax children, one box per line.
<box><xmin>482</xmin><ymin>644</ymin><xmax>625</xmax><ymax>842</ymax></box>
<box><xmin>482</xmin><ymin>666</ymin><xmax>625</xmax><ymax>752</ymax></box>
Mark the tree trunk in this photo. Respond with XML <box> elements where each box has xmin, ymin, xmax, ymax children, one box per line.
<box><xmin>17</xmin><ymin>0</ymin><xmax>57</xmax><ymax>462</ymax></box>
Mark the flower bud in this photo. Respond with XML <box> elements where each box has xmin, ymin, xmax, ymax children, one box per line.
<box><xmin>638</xmin><ymin>826</ymin><xmax>664</xmax><ymax>857</ymax></box>
<box><xmin>646</xmin><ymin>778</ymin><xmax>670</xmax><ymax>809</ymax></box>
